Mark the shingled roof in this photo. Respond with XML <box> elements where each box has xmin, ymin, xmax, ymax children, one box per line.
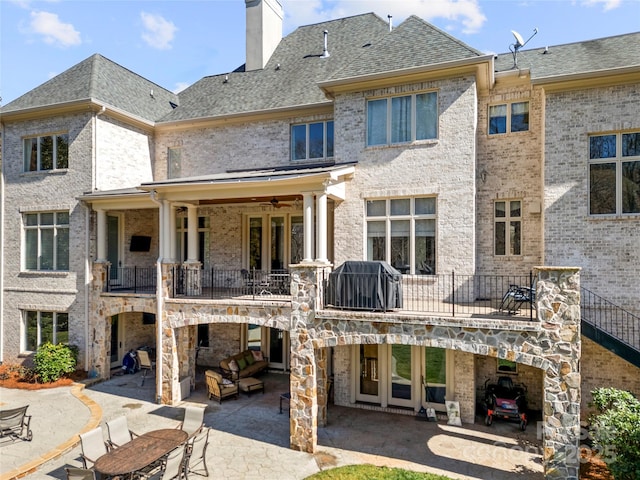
<box><xmin>328</xmin><ymin>15</ymin><xmax>484</xmax><ymax>81</ymax></box>
<box><xmin>160</xmin><ymin>13</ymin><xmax>389</xmax><ymax>123</ymax></box>
<box><xmin>494</xmin><ymin>31</ymin><xmax>640</xmax><ymax>80</ymax></box>
<box><xmin>1</xmin><ymin>54</ymin><xmax>178</xmax><ymax>121</ymax></box>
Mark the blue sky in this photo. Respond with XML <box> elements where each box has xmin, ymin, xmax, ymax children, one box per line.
<box><xmin>1</xmin><ymin>0</ymin><xmax>639</xmax><ymax>105</ymax></box>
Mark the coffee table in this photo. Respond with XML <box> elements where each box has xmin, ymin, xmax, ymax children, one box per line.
<box><xmin>238</xmin><ymin>377</ymin><xmax>264</xmax><ymax>395</ymax></box>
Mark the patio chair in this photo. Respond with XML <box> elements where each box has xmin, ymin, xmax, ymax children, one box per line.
<box><xmin>178</xmin><ymin>406</ymin><xmax>205</xmax><ymax>438</ymax></box>
<box><xmin>65</xmin><ymin>467</ymin><xmax>96</xmax><ymax>480</ymax></box>
<box><xmin>79</xmin><ymin>427</ymin><xmax>109</xmax><ymax>469</ymax></box>
<box><xmin>499</xmin><ymin>283</ymin><xmax>536</xmax><ymax>315</ymax></box>
<box><xmin>205</xmin><ymin>370</ymin><xmax>238</xmax><ymax>404</ymax></box>
<box><xmin>186</xmin><ymin>428</ymin><xmax>210</xmax><ymax>477</ymax></box>
<box><xmin>0</xmin><ymin>405</ymin><xmax>33</xmax><ymax>442</ymax></box>
<box><xmin>141</xmin><ymin>444</ymin><xmax>188</xmax><ymax>480</ymax></box>
<box><xmin>105</xmin><ymin>415</ymin><xmax>138</xmax><ymax>448</ymax></box>
<box><xmin>137</xmin><ymin>349</ymin><xmax>155</xmax><ymax>387</ymax></box>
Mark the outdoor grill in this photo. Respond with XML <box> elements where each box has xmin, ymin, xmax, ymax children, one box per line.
<box><xmin>326</xmin><ymin>261</ymin><xmax>403</xmax><ymax>311</ymax></box>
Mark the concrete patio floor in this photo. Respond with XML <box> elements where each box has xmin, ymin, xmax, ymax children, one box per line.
<box><xmin>1</xmin><ymin>370</ymin><xmax>543</xmax><ymax>479</ymax></box>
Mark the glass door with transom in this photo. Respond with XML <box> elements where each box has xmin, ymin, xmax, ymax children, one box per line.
<box><xmin>247</xmin><ymin>215</ymin><xmax>303</xmax><ymax>271</ymax></box>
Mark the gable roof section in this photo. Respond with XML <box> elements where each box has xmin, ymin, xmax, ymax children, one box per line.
<box><xmin>158</xmin><ymin>13</ymin><xmax>390</xmax><ymax>123</ymax></box>
<box><xmin>328</xmin><ymin>15</ymin><xmax>484</xmax><ymax>81</ymax></box>
<box><xmin>1</xmin><ymin>54</ymin><xmax>178</xmax><ymax>122</ymax></box>
<box><xmin>495</xmin><ymin>31</ymin><xmax>640</xmax><ymax>83</ymax></box>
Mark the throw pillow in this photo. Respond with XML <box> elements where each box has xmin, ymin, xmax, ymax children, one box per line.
<box><xmin>245</xmin><ymin>352</ymin><xmax>256</xmax><ymax>365</ymax></box>
<box><xmin>228</xmin><ymin>359</ymin><xmax>239</xmax><ymax>372</ymax></box>
<box><xmin>251</xmin><ymin>350</ymin><xmax>264</xmax><ymax>362</ymax></box>
<box><xmin>237</xmin><ymin>356</ymin><xmax>247</xmax><ymax>370</ymax></box>
<box><xmin>221</xmin><ymin>378</ymin><xmax>234</xmax><ymax>386</ymax></box>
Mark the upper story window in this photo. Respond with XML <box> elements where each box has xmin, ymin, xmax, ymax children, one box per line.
<box><xmin>589</xmin><ymin>132</ymin><xmax>640</xmax><ymax>215</ymax></box>
<box><xmin>291</xmin><ymin>121</ymin><xmax>334</xmax><ymax>161</ymax></box>
<box><xmin>176</xmin><ymin>215</ymin><xmax>209</xmax><ymax>266</ymax></box>
<box><xmin>366</xmin><ymin>197</ymin><xmax>436</xmax><ymax>274</ymax></box>
<box><xmin>367</xmin><ymin>92</ymin><xmax>438</xmax><ymax>146</ymax></box>
<box><xmin>23</xmin><ymin>311</ymin><xmax>69</xmax><ymax>352</ymax></box>
<box><xmin>488</xmin><ymin>102</ymin><xmax>529</xmax><ymax>135</ymax></box>
<box><xmin>24</xmin><ymin>134</ymin><xmax>69</xmax><ymax>172</ymax></box>
<box><xmin>168</xmin><ymin>147</ymin><xmax>182</xmax><ymax>179</ymax></box>
<box><xmin>24</xmin><ymin>211</ymin><xmax>69</xmax><ymax>271</ymax></box>
<box><xmin>494</xmin><ymin>200</ymin><xmax>521</xmax><ymax>255</ymax></box>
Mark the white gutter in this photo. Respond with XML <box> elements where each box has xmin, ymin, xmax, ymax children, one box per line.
<box><xmin>149</xmin><ymin>190</ymin><xmax>164</xmax><ymax>404</ymax></box>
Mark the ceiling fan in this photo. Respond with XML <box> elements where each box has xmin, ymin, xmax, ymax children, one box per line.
<box><xmin>261</xmin><ymin>197</ymin><xmax>292</xmax><ymax>208</ymax></box>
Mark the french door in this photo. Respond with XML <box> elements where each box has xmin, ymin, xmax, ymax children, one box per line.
<box><xmin>246</xmin><ymin>214</ymin><xmax>303</xmax><ymax>271</ymax></box>
<box><xmin>109</xmin><ymin>315</ymin><xmax>125</xmax><ymax>368</ymax></box>
<box><xmin>246</xmin><ymin>325</ymin><xmax>289</xmax><ymax>371</ymax></box>
<box><xmin>354</xmin><ymin>345</ymin><xmax>452</xmax><ymax>410</ymax></box>
<box><xmin>107</xmin><ymin>213</ymin><xmax>123</xmax><ymax>285</ymax></box>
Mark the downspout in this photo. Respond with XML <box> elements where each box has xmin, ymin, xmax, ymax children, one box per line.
<box><xmin>86</xmin><ymin>106</ymin><xmax>106</xmax><ymax>375</ymax></box>
<box><xmin>150</xmin><ymin>190</ymin><xmax>164</xmax><ymax>404</ymax></box>
<box><xmin>0</xmin><ymin>122</ymin><xmax>5</xmax><ymax>363</ymax></box>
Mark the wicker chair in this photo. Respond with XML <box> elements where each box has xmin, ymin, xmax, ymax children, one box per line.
<box><xmin>205</xmin><ymin>370</ymin><xmax>238</xmax><ymax>404</ymax></box>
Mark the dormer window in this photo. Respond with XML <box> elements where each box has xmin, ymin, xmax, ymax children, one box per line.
<box><xmin>291</xmin><ymin>121</ymin><xmax>334</xmax><ymax>161</ymax></box>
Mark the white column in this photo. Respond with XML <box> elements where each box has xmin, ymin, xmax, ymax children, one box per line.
<box><xmin>168</xmin><ymin>204</ymin><xmax>176</xmax><ymax>263</ymax></box>
<box><xmin>187</xmin><ymin>205</ymin><xmax>198</xmax><ymax>263</ymax></box>
<box><xmin>96</xmin><ymin>209</ymin><xmax>107</xmax><ymax>262</ymax></box>
<box><xmin>303</xmin><ymin>192</ymin><xmax>314</xmax><ymax>262</ymax></box>
<box><xmin>160</xmin><ymin>200</ymin><xmax>170</xmax><ymax>261</ymax></box>
<box><xmin>315</xmin><ymin>191</ymin><xmax>328</xmax><ymax>263</ymax></box>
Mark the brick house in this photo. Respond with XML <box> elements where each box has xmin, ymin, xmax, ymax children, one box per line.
<box><xmin>1</xmin><ymin>1</ymin><xmax>638</xmax><ymax>478</ymax></box>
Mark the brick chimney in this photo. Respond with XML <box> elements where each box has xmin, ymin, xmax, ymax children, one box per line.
<box><xmin>245</xmin><ymin>0</ymin><xmax>283</xmax><ymax>71</ymax></box>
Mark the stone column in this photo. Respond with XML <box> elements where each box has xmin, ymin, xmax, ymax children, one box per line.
<box><xmin>537</xmin><ymin>267</ymin><xmax>581</xmax><ymax>480</ymax></box>
<box><xmin>316</xmin><ymin>347</ymin><xmax>328</xmax><ymax>427</ymax></box>
<box><xmin>90</xmin><ymin>261</ymin><xmax>110</xmax><ymax>379</ymax></box>
<box><xmin>288</xmin><ymin>263</ymin><xmax>332</xmax><ymax>452</ymax></box>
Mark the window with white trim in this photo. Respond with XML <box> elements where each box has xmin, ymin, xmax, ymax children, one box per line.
<box><xmin>488</xmin><ymin>102</ymin><xmax>529</xmax><ymax>134</ymax></box>
<box><xmin>23</xmin><ymin>311</ymin><xmax>69</xmax><ymax>352</ymax></box>
<box><xmin>367</xmin><ymin>92</ymin><xmax>438</xmax><ymax>146</ymax></box>
<box><xmin>23</xmin><ymin>134</ymin><xmax>69</xmax><ymax>171</ymax></box>
<box><xmin>589</xmin><ymin>132</ymin><xmax>640</xmax><ymax>215</ymax></box>
<box><xmin>366</xmin><ymin>197</ymin><xmax>436</xmax><ymax>274</ymax></box>
<box><xmin>494</xmin><ymin>200</ymin><xmax>521</xmax><ymax>255</ymax></box>
<box><xmin>291</xmin><ymin>121</ymin><xmax>334</xmax><ymax>161</ymax></box>
<box><xmin>24</xmin><ymin>212</ymin><xmax>70</xmax><ymax>271</ymax></box>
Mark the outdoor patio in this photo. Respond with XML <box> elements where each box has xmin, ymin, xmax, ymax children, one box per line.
<box><xmin>84</xmin><ymin>369</ymin><xmax>544</xmax><ymax>479</ymax></box>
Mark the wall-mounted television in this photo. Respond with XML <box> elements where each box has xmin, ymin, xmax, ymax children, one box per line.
<box><xmin>142</xmin><ymin>313</ymin><xmax>156</xmax><ymax>325</ymax></box>
<box><xmin>130</xmin><ymin>235</ymin><xmax>151</xmax><ymax>252</ymax></box>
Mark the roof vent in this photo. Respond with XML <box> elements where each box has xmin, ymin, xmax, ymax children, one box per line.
<box><xmin>388</xmin><ymin>15</ymin><xmax>393</xmax><ymax>32</ymax></box>
<box><xmin>150</xmin><ymin>89</ymin><xmax>154</xmax><ymax>98</ymax></box>
<box><xmin>321</xmin><ymin>30</ymin><xmax>330</xmax><ymax>58</ymax></box>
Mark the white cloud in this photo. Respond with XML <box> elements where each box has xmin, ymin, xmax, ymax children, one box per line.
<box><xmin>581</xmin><ymin>0</ymin><xmax>622</xmax><ymax>11</ymax></box>
<box><xmin>140</xmin><ymin>12</ymin><xmax>177</xmax><ymax>50</ymax></box>
<box><xmin>28</xmin><ymin>10</ymin><xmax>81</xmax><ymax>47</ymax></box>
<box><xmin>173</xmin><ymin>82</ymin><xmax>190</xmax><ymax>94</ymax></box>
<box><xmin>281</xmin><ymin>0</ymin><xmax>486</xmax><ymax>34</ymax></box>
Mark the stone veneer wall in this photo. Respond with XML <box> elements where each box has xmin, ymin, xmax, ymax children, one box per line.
<box><xmin>288</xmin><ymin>263</ymin><xmax>581</xmax><ymax>479</ymax></box>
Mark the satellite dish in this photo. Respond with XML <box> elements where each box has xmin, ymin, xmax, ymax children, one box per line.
<box><xmin>509</xmin><ymin>27</ymin><xmax>538</xmax><ymax>69</ymax></box>
<box><xmin>511</xmin><ymin>30</ymin><xmax>525</xmax><ymax>48</ymax></box>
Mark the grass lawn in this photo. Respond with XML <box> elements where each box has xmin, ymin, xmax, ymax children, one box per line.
<box><xmin>305</xmin><ymin>465</ymin><xmax>453</xmax><ymax>480</ymax></box>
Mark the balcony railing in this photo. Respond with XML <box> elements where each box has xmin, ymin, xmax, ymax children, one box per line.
<box><xmin>322</xmin><ymin>270</ymin><xmax>536</xmax><ymax>319</ymax></box>
<box><xmin>172</xmin><ymin>267</ymin><xmax>291</xmax><ymax>300</ymax></box>
<box><xmin>104</xmin><ymin>266</ymin><xmax>156</xmax><ymax>294</ymax></box>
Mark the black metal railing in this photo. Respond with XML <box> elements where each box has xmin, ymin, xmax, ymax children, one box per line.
<box><xmin>580</xmin><ymin>287</ymin><xmax>640</xmax><ymax>367</ymax></box>
<box><xmin>323</xmin><ymin>270</ymin><xmax>536</xmax><ymax>319</ymax></box>
<box><xmin>172</xmin><ymin>267</ymin><xmax>291</xmax><ymax>300</ymax></box>
<box><xmin>104</xmin><ymin>266</ymin><xmax>156</xmax><ymax>293</ymax></box>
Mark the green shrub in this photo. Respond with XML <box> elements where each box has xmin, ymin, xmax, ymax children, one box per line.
<box><xmin>33</xmin><ymin>343</ymin><xmax>78</xmax><ymax>383</ymax></box>
<box><xmin>590</xmin><ymin>387</ymin><xmax>640</xmax><ymax>480</ymax></box>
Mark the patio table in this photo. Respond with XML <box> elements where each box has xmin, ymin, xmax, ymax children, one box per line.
<box><xmin>93</xmin><ymin>428</ymin><xmax>188</xmax><ymax>478</ymax></box>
